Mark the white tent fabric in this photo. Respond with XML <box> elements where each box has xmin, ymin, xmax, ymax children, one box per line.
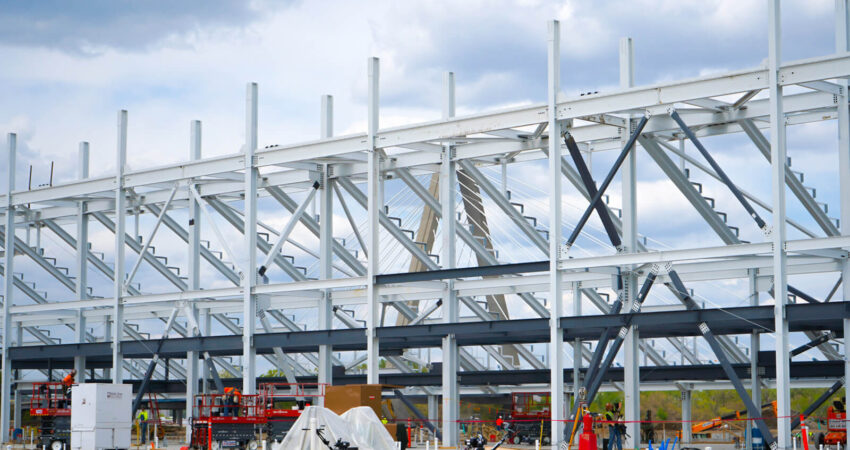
<box><xmin>274</xmin><ymin>406</ymin><xmax>366</xmax><ymax>450</ymax></box>
<box><xmin>340</xmin><ymin>406</ymin><xmax>395</xmax><ymax>450</ymax></box>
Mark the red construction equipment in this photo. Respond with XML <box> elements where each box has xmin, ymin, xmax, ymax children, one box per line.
<box><xmin>817</xmin><ymin>400</ymin><xmax>847</xmax><ymax>447</ymax></box>
<box><xmin>189</xmin><ymin>393</ymin><xmax>265</xmax><ymax>450</ymax></box>
<box><xmin>30</xmin><ymin>382</ymin><xmax>71</xmax><ymax>450</ymax></box>
<box><xmin>506</xmin><ymin>391</ymin><xmax>551</xmax><ymax>445</ymax></box>
<box><xmin>260</xmin><ymin>382</ymin><xmax>326</xmax><ymax>443</ymax></box>
<box><xmin>578</xmin><ymin>413</ymin><xmax>597</xmax><ymax>450</ymax></box>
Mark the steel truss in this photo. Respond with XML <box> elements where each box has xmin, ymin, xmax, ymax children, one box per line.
<box><xmin>2</xmin><ymin>3</ymin><xmax>850</xmax><ymax>447</ymax></box>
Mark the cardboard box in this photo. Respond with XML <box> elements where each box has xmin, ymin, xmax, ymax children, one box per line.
<box><xmin>325</xmin><ymin>384</ymin><xmax>383</xmax><ymax>417</ymax></box>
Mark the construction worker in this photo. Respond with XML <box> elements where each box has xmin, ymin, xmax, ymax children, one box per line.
<box><xmin>381</xmin><ymin>416</ymin><xmax>389</xmax><ymax>425</ymax></box>
<box><xmin>61</xmin><ymin>369</ymin><xmax>76</xmax><ymax>407</ymax></box>
<box><xmin>496</xmin><ymin>415</ymin><xmax>504</xmax><ymax>430</ymax></box>
<box><xmin>137</xmin><ymin>409</ymin><xmax>149</xmax><ymax>444</ymax></box>
<box><xmin>223</xmin><ymin>387</ymin><xmax>241</xmax><ymax>417</ymax></box>
<box><xmin>605</xmin><ymin>403</ymin><xmax>623</xmax><ymax>450</ymax></box>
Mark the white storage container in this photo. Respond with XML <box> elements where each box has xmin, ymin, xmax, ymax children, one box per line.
<box><xmin>70</xmin><ymin>383</ymin><xmax>132</xmax><ymax>450</ymax></box>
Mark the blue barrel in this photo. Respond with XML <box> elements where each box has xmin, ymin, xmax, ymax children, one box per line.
<box><xmin>752</xmin><ymin>427</ymin><xmax>765</xmax><ymax>450</ymax></box>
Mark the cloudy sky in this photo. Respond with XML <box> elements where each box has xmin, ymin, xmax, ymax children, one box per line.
<box><xmin>1</xmin><ymin>1</ymin><xmax>845</xmax><ymax>364</ymax></box>
<box><xmin>0</xmin><ymin>0</ymin><xmax>839</xmax><ymax>184</ymax></box>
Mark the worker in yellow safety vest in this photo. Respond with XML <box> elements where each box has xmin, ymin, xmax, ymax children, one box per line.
<box><xmin>137</xmin><ymin>409</ymin><xmax>149</xmax><ymax>444</ymax></box>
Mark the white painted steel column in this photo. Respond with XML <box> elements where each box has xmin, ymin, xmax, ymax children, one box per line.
<box><xmin>681</xmin><ymin>388</ymin><xmax>692</xmax><ymax>444</ymax></box>
<box><xmin>834</xmin><ymin>0</ymin><xmax>850</xmax><ymax>416</ymax></box>
<box><xmin>441</xmin><ymin>71</ymin><xmax>459</xmax><ymax>447</ymax></box>
<box><xmin>620</xmin><ymin>36</ymin><xmax>640</xmax><ymax>450</ymax></box>
<box><xmin>548</xmin><ymin>20</ymin><xmax>566</xmax><ymax>444</ymax></box>
<box><xmin>318</xmin><ymin>94</ymin><xmax>334</xmax><ymax>390</ymax></box>
<box><xmin>74</xmin><ymin>142</ymin><xmax>89</xmax><ymax>376</ymax></box>
<box><xmin>366</xmin><ymin>57</ymin><xmax>381</xmax><ymax>384</ymax></box>
<box><xmin>747</xmin><ymin>269</ymin><xmax>761</xmax><ymax>450</ymax></box>
<box><xmin>768</xmin><ymin>2</ymin><xmax>790</xmax><ymax>448</ymax></box>
<box><xmin>185</xmin><ymin>120</ymin><xmax>202</xmax><ymax>443</ymax></box>
<box><xmin>1</xmin><ymin>133</ymin><xmax>16</xmax><ymax>443</ymax></box>
<box><xmin>112</xmin><ymin>111</ymin><xmax>128</xmax><ymax>384</ymax></box>
<box><xmin>243</xmin><ymin>83</ymin><xmax>259</xmax><ymax>394</ymax></box>
<box><xmin>572</xmin><ymin>285</ymin><xmax>582</xmax><ymax>406</ymax></box>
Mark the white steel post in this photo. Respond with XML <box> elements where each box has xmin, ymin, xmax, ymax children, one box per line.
<box><xmin>440</xmin><ymin>71</ymin><xmax>459</xmax><ymax>447</ymax></box>
<box><xmin>366</xmin><ymin>57</ymin><xmax>381</xmax><ymax>384</ymax></box>
<box><xmin>318</xmin><ymin>95</ymin><xmax>334</xmax><ymax>390</ymax></box>
<box><xmin>113</xmin><ymin>111</ymin><xmax>128</xmax><ymax>384</ymax></box>
<box><xmin>572</xmin><ymin>285</ymin><xmax>582</xmax><ymax>406</ymax></box>
<box><xmin>243</xmin><ymin>83</ymin><xmax>259</xmax><ymax>394</ymax></box>
<box><xmin>747</xmin><ymin>269</ymin><xmax>761</xmax><ymax>450</ymax></box>
<box><xmin>620</xmin><ymin>36</ymin><xmax>640</xmax><ymax>450</ymax></box>
<box><xmin>186</xmin><ymin>120</ymin><xmax>202</xmax><ymax>443</ymax></box>
<box><xmin>1</xmin><ymin>133</ymin><xmax>16</xmax><ymax>443</ymax></box>
<box><xmin>75</xmin><ymin>142</ymin><xmax>89</xmax><ymax>376</ymax></box>
<box><xmin>768</xmin><ymin>1</ymin><xmax>790</xmax><ymax>448</ymax></box>
<box><xmin>681</xmin><ymin>388</ymin><xmax>692</xmax><ymax>444</ymax></box>
<box><xmin>834</xmin><ymin>0</ymin><xmax>850</xmax><ymax>416</ymax></box>
<box><xmin>548</xmin><ymin>20</ymin><xmax>566</xmax><ymax>444</ymax></box>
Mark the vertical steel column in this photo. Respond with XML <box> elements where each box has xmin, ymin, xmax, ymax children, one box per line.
<box><xmin>620</xmin><ymin>36</ymin><xmax>640</xmax><ymax>450</ymax></box>
<box><xmin>835</xmin><ymin>0</ymin><xmax>850</xmax><ymax>414</ymax></box>
<box><xmin>366</xmin><ymin>57</ymin><xmax>381</xmax><ymax>384</ymax></box>
<box><xmin>748</xmin><ymin>269</ymin><xmax>761</xmax><ymax>450</ymax></box>
<box><xmin>768</xmin><ymin>2</ymin><xmax>790</xmax><ymax>447</ymax></box>
<box><xmin>318</xmin><ymin>94</ymin><xmax>334</xmax><ymax>390</ymax></box>
<box><xmin>681</xmin><ymin>388</ymin><xmax>692</xmax><ymax>444</ymax></box>
<box><xmin>112</xmin><ymin>111</ymin><xmax>128</xmax><ymax>384</ymax></box>
<box><xmin>74</xmin><ymin>142</ymin><xmax>89</xmax><ymax>376</ymax></box>
<box><xmin>547</xmin><ymin>20</ymin><xmax>566</xmax><ymax>444</ymax></box>
<box><xmin>441</xmin><ymin>70</ymin><xmax>459</xmax><ymax>446</ymax></box>
<box><xmin>1</xmin><ymin>133</ymin><xmax>16</xmax><ymax>443</ymax></box>
<box><xmin>572</xmin><ymin>284</ymin><xmax>582</xmax><ymax>408</ymax></box>
<box><xmin>185</xmin><ymin>120</ymin><xmax>202</xmax><ymax>443</ymax></box>
<box><xmin>243</xmin><ymin>83</ymin><xmax>259</xmax><ymax>394</ymax></box>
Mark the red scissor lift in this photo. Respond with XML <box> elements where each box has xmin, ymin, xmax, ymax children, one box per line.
<box><xmin>190</xmin><ymin>393</ymin><xmax>265</xmax><ymax>450</ymax></box>
<box><xmin>260</xmin><ymin>383</ymin><xmax>326</xmax><ymax>443</ymax></box>
<box><xmin>30</xmin><ymin>382</ymin><xmax>71</xmax><ymax>450</ymax></box>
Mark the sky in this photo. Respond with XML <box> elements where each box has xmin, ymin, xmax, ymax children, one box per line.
<box><xmin>0</xmin><ymin>0</ymin><xmax>846</xmax><ymax>367</ymax></box>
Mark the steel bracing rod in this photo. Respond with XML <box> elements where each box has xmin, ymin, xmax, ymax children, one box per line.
<box><xmin>669</xmin><ymin>110</ymin><xmax>767</xmax><ymax>230</ymax></box>
<box><xmin>789</xmin><ymin>378</ymin><xmax>845</xmax><ymax>429</ymax></box>
<box><xmin>187</xmin><ymin>184</ymin><xmax>243</xmax><ymax>276</ymax></box>
<box><xmin>332</xmin><ymin>181</ymin><xmax>368</xmax><ymax>259</ymax></box>
<box><xmin>258</xmin><ymin>181</ymin><xmax>320</xmax><ymax>277</ymax></box>
<box><xmin>582</xmin><ymin>272</ymin><xmax>657</xmax><ymax>407</ymax></box>
<box><xmin>131</xmin><ymin>306</ymin><xmax>179</xmax><ymax>416</ymax></box>
<box><xmin>790</xmin><ymin>332</ymin><xmax>834</xmax><ymax>357</ymax></box>
<box><xmin>563</xmin><ymin>133</ymin><xmax>623</xmax><ymax>248</ymax></box>
<box><xmin>667</xmin><ymin>270</ymin><xmax>776</xmax><ymax>447</ymax></box>
<box><xmin>739</xmin><ymin>118</ymin><xmax>840</xmax><ymax>236</ymax></box>
<box><xmin>566</xmin><ymin>114</ymin><xmax>649</xmax><ymax>249</ymax></box>
<box><xmin>124</xmin><ymin>183</ymin><xmax>179</xmax><ymax>288</ymax></box>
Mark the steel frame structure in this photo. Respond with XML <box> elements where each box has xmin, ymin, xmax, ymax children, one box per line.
<box><xmin>3</xmin><ymin>2</ymin><xmax>850</xmax><ymax>447</ymax></box>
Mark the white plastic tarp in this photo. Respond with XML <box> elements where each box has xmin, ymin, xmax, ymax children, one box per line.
<box><xmin>274</xmin><ymin>405</ymin><xmax>396</xmax><ymax>450</ymax></box>
<box><xmin>274</xmin><ymin>406</ymin><xmax>362</xmax><ymax>449</ymax></box>
<box><xmin>340</xmin><ymin>406</ymin><xmax>395</xmax><ymax>450</ymax></box>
